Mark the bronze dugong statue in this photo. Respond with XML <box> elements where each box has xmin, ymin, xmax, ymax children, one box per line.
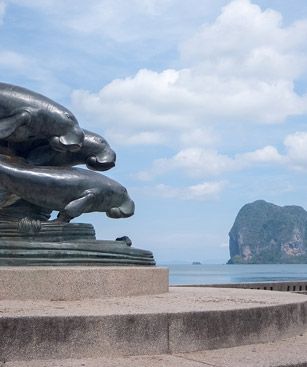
<box><xmin>0</xmin><ymin>155</ymin><xmax>135</xmax><ymax>222</ymax></box>
<box><xmin>0</xmin><ymin>82</ymin><xmax>84</xmax><ymax>152</ymax></box>
<box><xmin>26</xmin><ymin>129</ymin><xmax>116</xmax><ymax>171</ymax></box>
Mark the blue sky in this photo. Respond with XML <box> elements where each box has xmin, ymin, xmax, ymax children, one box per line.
<box><xmin>1</xmin><ymin>0</ymin><xmax>307</xmax><ymax>263</ymax></box>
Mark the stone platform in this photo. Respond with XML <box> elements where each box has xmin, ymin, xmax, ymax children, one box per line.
<box><xmin>0</xmin><ymin>266</ymin><xmax>168</xmax><ymax>300</ymax></box>
<box><xmin>1</xmin><ymin>287</ymin><xmax>307</xmax><ymax>363</ymax></box>
<box><xmin>7</xmin><ymin>331</ymin><xmax>307</xmax><ymax>367</ymax></box>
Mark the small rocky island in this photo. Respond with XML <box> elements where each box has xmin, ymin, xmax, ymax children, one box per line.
<box><xmin>228</xmin><ymin>200</ymin><xmax>307</xmax><ymax>264</ymax></box>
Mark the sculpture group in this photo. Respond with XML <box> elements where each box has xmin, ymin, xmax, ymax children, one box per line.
<box><xmin>0</xmin><ymin>82</ymin><xmax>135</xmax><ymax>223</ymax></box>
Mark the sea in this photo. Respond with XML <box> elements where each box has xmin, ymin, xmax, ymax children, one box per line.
<box><xmin>166</xmin><ymin>264</ymin><xmax>307</xmax><ymax>285</ymax></box>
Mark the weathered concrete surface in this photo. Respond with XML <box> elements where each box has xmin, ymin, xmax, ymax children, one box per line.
<box><xmin>5</xmin><ymin>332</ymin><xmax>307</xmax><ymax>366</ymax></box>
<box><xmin>0</xmin><ymin>287</ymin><xmax>306</xmax><ymax>362</ymax></box>
<box><xmin>177</xmin><ymin>331</ymin><xmax>307</xmax><ymax>367</ymax></box>
<box><xmin>0</xmin><ymin>266</ymin><xmax>169</xmax><ymax>300</ymax></box>
<box><xmin>2</xmin><ymin>355</ymin><xmax>208</xmax><ymax>366</ymax></box>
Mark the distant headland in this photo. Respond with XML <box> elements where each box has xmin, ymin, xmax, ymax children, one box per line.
<box><xmin>228</xmin><ymin>200</ymin><xmax>307</xmax><ymax>264</ymax></box>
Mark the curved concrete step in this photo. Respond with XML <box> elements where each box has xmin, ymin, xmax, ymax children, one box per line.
<box><xmin>6</xmin><ymin>331</ymin><xmax>307</xmax><ymax>367</ymax></box>
<box><xmin>0</xmin><ymin>287</ymin><xmax>307</xmax><ymax>362</ymax></box>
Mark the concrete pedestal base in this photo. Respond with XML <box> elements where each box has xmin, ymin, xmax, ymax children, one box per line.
<box><xmin>0</xmin><ymin>266</ymin><xmax>169</xmax><ymax>300</ymax></box>
<box><xmin>0</xmin><ymin>287</ymin><xmax>307</xmax><ymax>362</ymax></box>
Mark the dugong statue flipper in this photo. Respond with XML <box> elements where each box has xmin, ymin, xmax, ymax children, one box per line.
<box><xmin>57</xmin><ymin>189</ymin><xmax>97</xmax><ymax>222</ymax></box>
<box><xmin>0</xmin><ymin>110</ymin><xmax>31</xmax><ymax>139</ymax></box>
<box><xmin>0</xmin><ymin>188</ymin><xmax>19</xmax><ymax>208</ymax></box>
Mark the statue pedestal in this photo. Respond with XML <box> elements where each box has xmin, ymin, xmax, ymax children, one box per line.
<box><xmin>0</xmin><ymin>266</ymin><xmax>169</xmax><ymax>300</ymax></box>
<box><xmin>0</xmin><ymin>240</ymin><xmax>155</xmax><ymax>266</ymax></box>
<box><xmin>0</xmin><ymin>220</ymin><xmax>156</xmax><ymax>266</ymax></box>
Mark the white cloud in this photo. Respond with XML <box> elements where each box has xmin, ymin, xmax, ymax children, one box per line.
<box><xmin>72</xmin><ymin>69</ymin><xmax>307</xmax><ymax>138</ymax></box>
<box><xmin>239</xmin><ymin>145</ymin><xmax>284</xmax><ymax>165</ymax></box>
<box><xmin>171</xmin><ymin>148</ymin><xmax>234</xmax><ymax>177</ymax></box>
<box><xmin>181</xmin><ymin>0</ymin><xmax>307</xmax><ymax>79</ymax></box>
<box><xmin>179</xmin><ymin>128</ymin><xmax>217</xmax><ymax>147</ymax></box>
<box><xmin>152</xmin><ymin>181</ymin><xmax>226</xmax><ymax>200</ymax></box>
<box><xmin>0</xmin><ymin>50</ymin><xmax>28</xmax><ymax>70</ymax></box>
<box><xmin>284</xmin><ymin>132</ymin><xmax>307</xmax><ymax>170</ymax></box>
<box><xmin>136</xmin><ymin>148</ymin><xmax>232</xmax><ymax>180</ymax></box>
<box><xmin>71</xmin><ymin>0</ymin><xmax>307</xmax><ymax>151</ymax></box>
<box><xmin>137</xmin><ymin>145</ymin><xmax>284</xmax><ymax>180</ymax></box>
<box><xmin>72</xmin><ymin>69</ymin><xmax>192</xmax><ymax>130</ymax></box>
<box><xmin>106</xmin><ymin>130</ymin><xmax>167</xmax><ymax>146</ymax></box>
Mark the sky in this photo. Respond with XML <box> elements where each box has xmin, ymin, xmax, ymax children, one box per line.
<box><xmin>1</xmin><ymin>0</ymin><xmax>307</xmax><ymax>264</ymax></box>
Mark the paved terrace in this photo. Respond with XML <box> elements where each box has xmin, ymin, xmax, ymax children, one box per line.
<box><xmin>6</xmin><ymin>331</ymin><xmax>307</xmax><ymax>367</ymax></box>
<box><xmin>0</xmin><ymin>286</ymin><xmax>307</xmax><ymax>366</ymax></box>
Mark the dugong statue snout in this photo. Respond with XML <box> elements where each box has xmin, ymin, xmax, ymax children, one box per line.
<box><xmin>79</xmin><ymin>129</ymin><xmax>117</xmax><ymax>171</ymax></box>
<box><xmin>86</xmin><ymin>149</ymin><xmax>116</xmax><ymax>171</ymax></box>
<box><xmin>106</xmin><ymin>197</ymin><xmax>135</xmax><ymax>219</ymax></box>
<box><xmin>26</xmin><ymin>129</ymin><xmax>117</xmax><ymax>169</ymax></box>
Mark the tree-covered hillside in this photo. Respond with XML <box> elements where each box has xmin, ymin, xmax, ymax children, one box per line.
<box><xmin>228</xmin><ymin>200</ymin><xmax>307</xmax><ymax>264</ymax></box>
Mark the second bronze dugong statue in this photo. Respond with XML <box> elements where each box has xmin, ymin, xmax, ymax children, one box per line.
<box><xmin>25</xmin><ymin>129</ymin><xmax>116</xmax><ymax>171</ymax></box>
<box><xmin>0</xmin><ymin>82</ymin><xmax>84</xmax><ymax>152</ymax></box>
<box><xmin>0</xmin><ymin>155</ymin><xmax>135</xmax><ymax>222</ymax></box>
<box><xmin>0</xmin><ymin>130</ymin><xmax>117</xmax><ymax>209</ymax></box>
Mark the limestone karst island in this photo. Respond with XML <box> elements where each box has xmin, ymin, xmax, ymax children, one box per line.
<box><xmin>228</xmin><ymin>200</ymin><xmax>307</xmax><ymax>264</ymax></box>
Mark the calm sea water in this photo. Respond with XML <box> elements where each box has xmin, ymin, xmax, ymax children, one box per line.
<box><xmin>166</xmin><ymin>264</ymin><xmax>307</xmax><ymax>285</ymax></box>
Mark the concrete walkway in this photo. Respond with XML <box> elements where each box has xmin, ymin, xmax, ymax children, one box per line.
<box><xmin>1</xmin><ymin>287</ymin><xmax>307</xmax><ymax>364</ymax></box>
<box><xmin>5</xmin><ymin>331</ymin><xmax>307</xmax><ymax>367</ymax></box>
<box><xmin>1</xmin><ymin>287</ymin><xmax>307</xmax><ymax>360</ymax></box>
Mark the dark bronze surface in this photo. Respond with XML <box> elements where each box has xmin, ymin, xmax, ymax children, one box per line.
<box><xmin>0</xmin><ymin>239</ymin><xmax>154</xmax><ymax>266</ymax></box>
<box><xmin>0</xmin><ymin>82</ymin><xmax>84</xmax><ymax>151</ymax></box>
<box><xmin>26</xmin><ymin>129</ymin><xmax>116</xmax><ymax>171</ymax></box>
<box><xmin>0</xmin><ymin>154</ymin><xmax>134</xmax><ymax>222</ymax></box>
